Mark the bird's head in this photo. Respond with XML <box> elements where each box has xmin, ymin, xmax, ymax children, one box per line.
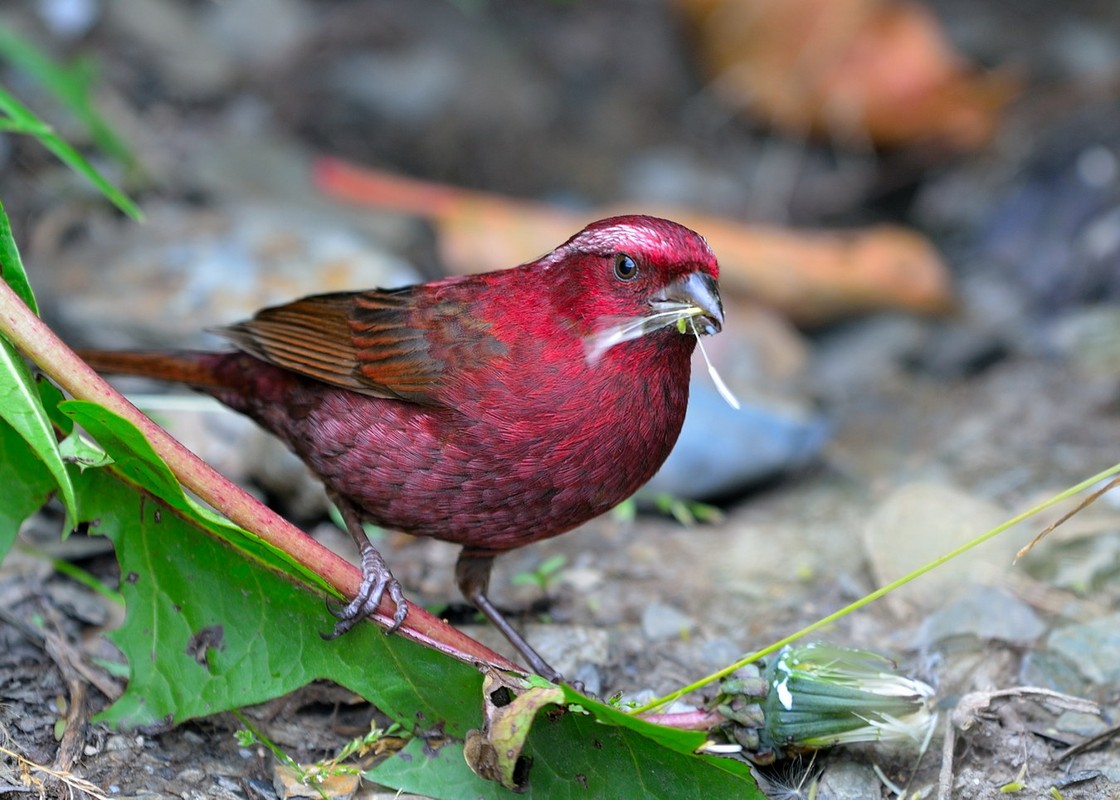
<box><xmin>538</xmin><ymin>215</ymin><xmax>724</xmax><ymax>364</ymax></box>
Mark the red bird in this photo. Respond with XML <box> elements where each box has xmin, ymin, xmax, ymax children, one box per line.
<box><xmin>80</xmin><ymin>215</ymin><xmax>723</xmax><ymax>681</ymax></box>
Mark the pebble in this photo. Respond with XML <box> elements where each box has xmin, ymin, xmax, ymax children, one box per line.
<box><xmin>862</xmin><ymin>482</ymin><xmax>1024</xmax><ymax>617</ymax></box>
<box><xmin>1019</xmin><ymin>649</ymin><xmax>1088</xmax><ymax>696</ymax></box>
<box><xmin>1045</xmin><ymin>303</ymin><xmax>1120</xmax><ymax>374</ymax></box>
<box><xmin>816</xmin><ymin>761</ymin><xmax>882</xmax><ymax>800</ymax></box>
<box><xmin>1046</xmin><ymin>612</ymin><xmax>1120</xmax><ymax>684</ymax></box>
<box><xmin>646</xmin><ymin>385</ymin><xmax>829</xmax><ymax>499</ymax></box>
<box><xmin>915</xmin><ymin>584</ymin><xmax>1045</xmax><ymax>647</ymax></box>
<box><xmin>640</xmin><ymin>602</ymin><xmax>695</xmax><ymax>641</ymax></box>
<box><xmin>1056</xmin><ymin>710</ymin><xmax>1110</xmax><ymax>737</ymax></box>
<box><xmin>465</xmin><ymin>623</ymin><xmax>609</xmax><ymax>683</ymax></box>
<box><xmin>812</xmin><ymin>313</ymin><xmax>931</xmax><ymax>391</ymax></box>
<box><xmin>36</xmin><ymin>0</ymin><xmax>101</xmax><ymax>39</ymax></box>
<box><xmin>698</xmin><ymin>636</ymin><xmax>743</xmax><ymax>667</ymax></box>
<box><xmin>328</xmin><ymin>47</ymin><xmax>459</xmax><ymax>124</ymax></box>
<box><xmin>204</xmin><ymin>0</ymin><xmax>309</xmax><ymax>68</ymax></box>
<box><xmin>173</xmin><ymin>767</ymin><xmax>205</xmax><ymax>785</ymax></box>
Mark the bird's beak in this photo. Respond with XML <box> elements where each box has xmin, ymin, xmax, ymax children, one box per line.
<box><xmin>656</xmin><ymin>272</ymin><xmax>724</xmax><ymax>335</ymax></box>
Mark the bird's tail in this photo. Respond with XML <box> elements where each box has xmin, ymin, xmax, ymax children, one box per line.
<box><xmin>77</xmin><ymin>349</ymin><xmax>235</xmax><ymax>392</ymax></box>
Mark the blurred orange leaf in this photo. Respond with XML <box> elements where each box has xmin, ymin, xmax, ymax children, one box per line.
<box><xmin>675</xmin><ymin>0</ymin><xmax>1019</xmax><ymax>151</ymax></box>
<box><xmin>314</xmin><ymin>157</ymin><xmax>954</xmax><ymax>325</ymax></box>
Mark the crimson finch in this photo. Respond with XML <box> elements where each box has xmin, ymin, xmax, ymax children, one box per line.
<box><xmin>80</xmin><ymin>214</ymin><xmax>724</xmax><ymax>680</ymax></box>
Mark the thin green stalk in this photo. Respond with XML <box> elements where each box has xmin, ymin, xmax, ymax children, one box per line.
<box><xmin>632</xmin><ymin>463</ymin><xmax>1120</xmax><ymax>715</ymax></box>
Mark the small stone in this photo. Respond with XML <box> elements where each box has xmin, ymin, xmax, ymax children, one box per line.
<box><xmin>570</xmin><ymin>663</ymin><xmax>603</xmax><ymax>699</ymax></box>
<box><xmin>103</xmin><ymin>0</ymin><xmax>235</xmax><ymax>99</ymax></box>
<box><xmin>174</xmin><ymin>767</ymin><xmax>205</xmax><ymax>785</ymax></box>
<box><xmin>559</xmin><ymin>566</ymin><xmax>604</xmax><ymax>594</ymax></box>
<box><xmin>862</xmin><ymin>482</ymin><xmax>1023</xmax><ymax>616</ymax></box>
<box><xmin>648</xmin><ymin>300</ymin><xmax>828</xmax><ymax>499</ymax></box>
<box><xmin>1046</xmin><ymin>612</ymin><xmax>1120</xmax><ymax>684</ymax></box>
<box><xmin>1019</xmin><ymin>649</ymin><xmax>1087</xmax><ymax>696</ymax></box>
<box><xmin>641</xmin><ymin>603</ymin><xmax>695</xmax><ymax>641</ymax></box>
<box><xmin>817</xmin><ymin>761</ymin><xmax>882</xmax><ymax>800</ymax></box>
<box><xmin>699</xmin><ymin>637</ymin><xmax>743</xmax><ymax>667</ymax></box>
<box><xmin>916</xmin><ymin>584</ymin><xmax>1045</xmax><ymax>647</ymax></box>
<box><xmin>41</xmin><ymin>200</ymin><xmax>421</xmax><ymax>351</ymax></box>
<box><xmin>1055</xmin><ymin>710</ymin><xmax>1109</xmax><ymax>737</ymax></box>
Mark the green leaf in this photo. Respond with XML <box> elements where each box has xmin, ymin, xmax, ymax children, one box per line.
<box><xmin>369</xmin><ymin>708</ymin><xmax>764</xmax><ymax>799</ymax></box>
<box><xmin>77</xmin><ymin>458</ymin><xmax>485</xmax><ymax>730</ymax></box>
<box><xmin>0</xmin><ymin>197</ymin><xmax>38</xmax><ymax>314</ymax></box>
<box><xmin>0</xmin><ymin>416</ymin><xmax>57</xmax><ymax>561</ymax></box>
<box><xmin>0</xmin><ymin>336</ymin><xmax>78</xmax><ymax>528</ymax></box>
<box><xmin>0</xmin><ymin>84</ymin><xmax>142</xmax><ymax>219</ymax></box>
<box><xmin>0</xmin><ymin>28</ymin><xmax>134</xmax><ymax>167</ymax></box>
<box><xmin>60</xmin><ymin>400</ymin><xmax>190</xmax><ymax>512</ymax></box>
<box><xmin>59</xmin><ymin>399</ymin><xmax>333</xmax><ymax>594</ymax></box>
<box><xmin>0</xmin><ymin>199</ymin><xmax>79</xmax><ymax>528</ymax></box>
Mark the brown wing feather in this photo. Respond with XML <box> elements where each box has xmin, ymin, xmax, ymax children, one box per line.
<box><xmin>348</xmin><ymin>291</ymin><xmax>444</xmax><ymax>398</ymax></box>
<box><xmin>215</xmin><ymin>287</ymin><xmax>496</xmax><ymax>405</ymax></box>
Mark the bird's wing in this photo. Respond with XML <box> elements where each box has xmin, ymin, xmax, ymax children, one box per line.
<box><xmin>217</xmin><ymin>287</ymin><xmax>505</xmax><ymax>405</ymax></box>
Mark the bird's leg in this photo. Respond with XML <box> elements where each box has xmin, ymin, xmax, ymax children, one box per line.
<box><xmin>455</xmin><ymin>549</ymin><xmax>562</xmax><ymax>683</ymax></box>
<box><xmin>326</xmin><ymin>496</ymin><xmax>408</xmax><ymax>637</ymax></box>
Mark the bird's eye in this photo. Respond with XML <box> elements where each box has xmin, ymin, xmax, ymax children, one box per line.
<box><xmin>613</xmin><ymin>253</ymin><xmax>639</xmax><ymax>281</ymax></box>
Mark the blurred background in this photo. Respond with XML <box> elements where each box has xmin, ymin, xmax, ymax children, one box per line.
<box><xmin>2</xmin><ymin>0</ymin><xmax>1120</xmax><ymax>794</ymax></box>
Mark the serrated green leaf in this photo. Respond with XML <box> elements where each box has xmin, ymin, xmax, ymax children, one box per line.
<box><xmin>76</xmin><ymin>460</ymin><xmax>485</xmax><ymax>730</ymax></box>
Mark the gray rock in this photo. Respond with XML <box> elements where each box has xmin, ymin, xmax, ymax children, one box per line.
<box><xmin>1046</xmin><ymin>304</ymin><xmax>1120</xmax><ymax>374</ymax></box>
<box><xmin>465</xmin><ymin>623</ymin><xmax>609</xmax><ymax>683</ymax></box>
<box><xmin>203</xmin><ymin>0</ymin><xmax>309</xmax><ymax>68</ymax></box>
<box><xmin>646</xmin><ymin>385</ymin><xmax>829</xmax><ymax>499</ymax></box>
<box><xmin>648</xmin><ymin>299</ymin><xmax>829</xmax><ymax>499</ymax></box>
<box><xmin>699</xmin><ymin>637</ymin><xmax>743</xmax><ymax>668</ymax></box>
<box><xmin>817</xmin><ymin>761</ymin><xmax>882</xmax><ymax>800</ymax></box>
<box><xmin>1056</xmin><ymin>710</ymin><xmax>1110</xmax><ymax>737</ymax></box>
<box><xmin>916</xmin><ymin>584</ymin><xmax>1045</xmax><ymax>647</ymax></box>
<box><xmin>862</xmin><ymin>482</ymin><xmax>1024</xmax><ymax>616</ymax></box>
<box><xmin>1020</xmin><ymin>649</ymin><xmax>1090</xmax><ymax>696</ymax></box>
<box><xmin>1047</xmin><ymin>612</ymin><xmax>1120</xmax><ymax>685</ymax></box>
<box><xmin>641</xmin><ymin>602</ymin><xmax>695</xmax><ymax>641</ymax></box>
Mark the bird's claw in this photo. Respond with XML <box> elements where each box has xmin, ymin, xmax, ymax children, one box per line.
<box><xmin>326</xmin><ymin>545</ymin><xmax>408</xmax><ymax>638</ymax></box>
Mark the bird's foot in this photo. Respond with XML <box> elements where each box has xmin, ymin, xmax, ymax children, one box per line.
<box><xmin>326</xmin><ymin>545</ymin><xmax>408</xmax><ymax>637</ymax></box>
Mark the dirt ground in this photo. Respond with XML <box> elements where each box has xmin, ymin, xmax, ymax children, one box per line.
<box><xmin>2</xmin><ymin>1</ymin><xmax>1120</xmax><ymax>798</ymax></box>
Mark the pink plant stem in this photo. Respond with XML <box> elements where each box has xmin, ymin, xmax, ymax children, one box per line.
<box><xmin>637</xmin><ymin>709</ymin><xmax>723</xmax><ymax>731</ymax></box>
<box><xmin>0</xmin><ymin>279</ymin><xmax>517</xmax><ymax>670</ymax></box>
